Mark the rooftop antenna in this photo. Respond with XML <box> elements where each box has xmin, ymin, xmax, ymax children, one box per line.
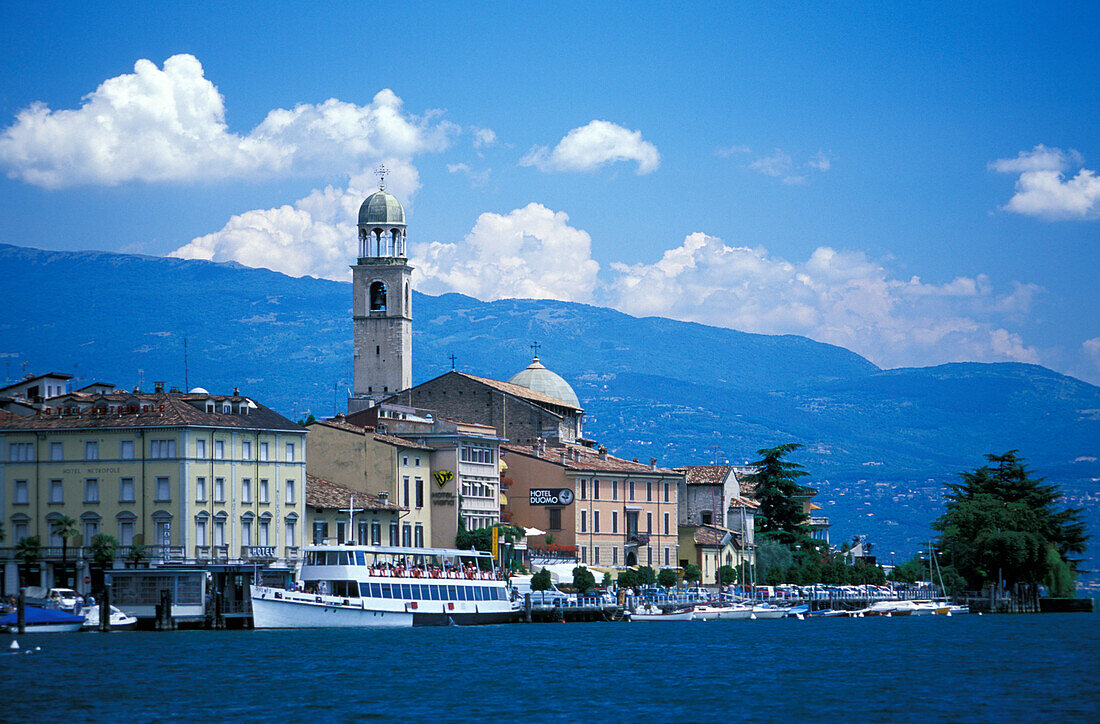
<box><xmin>530</xmin><ymin>341</ymin><xmax>541</xmax><ymax>359</ymax></box>
<box><xmin>375</xmin><ymin>163</ymin><xmax>388</xmax><ymax>191</ymax></box>
<box><xmin>184</xmin><ymin>337</ymin><xmax>190</xmax><ymax>392</ymax></box>
<box><xmin>448</xmin><ymin>353</ymin><xmax>457</xmax><ymax>371</ymax></box>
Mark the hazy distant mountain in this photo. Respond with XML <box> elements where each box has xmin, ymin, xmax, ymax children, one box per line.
<box><xmin>2</xmin><ymin>243</ymin><xmax>1097</xmax><ymax>569</ymax></box>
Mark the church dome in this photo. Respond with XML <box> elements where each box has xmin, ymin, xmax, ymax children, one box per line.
<box><xmin>508</xmin><ymin>357</ymin><xmax>581</xmax><ymax>408</ymax></box>
<box><xmin>358</xmin><ymin>190</ymin><xmax>406</xmax><ymax>227</ymax></box>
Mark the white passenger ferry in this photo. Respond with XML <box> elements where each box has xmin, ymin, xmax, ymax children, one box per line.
<box><xmin>250</xmin><ymin>544</ymin><xmax>520</xmax><ymax>628</ymax></box>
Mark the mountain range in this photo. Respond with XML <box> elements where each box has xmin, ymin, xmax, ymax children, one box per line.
<box><xmin>2</xmin><ymin>243</ymin><xmax>1097</xmax><ymax>575</ymax></box>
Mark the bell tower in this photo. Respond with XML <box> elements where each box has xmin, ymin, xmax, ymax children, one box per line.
<box><xmin>349</xmin><ymin>166</ymin><xmax>412</xmax><ymax>413</ymax></box>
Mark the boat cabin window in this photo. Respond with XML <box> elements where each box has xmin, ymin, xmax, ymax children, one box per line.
<box><xmin>355</xmin><ymin>551</ymin><xmax>366</xmax><ymax>566</ymax></box>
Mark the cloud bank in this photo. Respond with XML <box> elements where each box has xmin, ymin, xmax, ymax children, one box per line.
<box><xmin>521</xmin><ymin>120</ymin><xmax>659</xmax><ymax>174</ymax></box>
<box><xmin>990</xmin><ymin>145</ymin><xmax>1100</xmax><ymax>220</ymax></box>
<box><xmin>0</xmin><ymin>55</ymin><xmax>456</xmax><ymax>187</ymax></box>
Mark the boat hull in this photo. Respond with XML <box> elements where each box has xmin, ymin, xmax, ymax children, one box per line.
<box><xmin>5</xmin><ymin>622</ymin><xmax>83</xmax><ymax>633</ymax></box>
<box><xmin>716</xmin><ymin>607</ymin><xmax>753</xmax><ymax>620</ymax></box>
<box><xmin>629</xmin><ymin>611</ymin><xmax>694</xmax><ymax>621</ymax></box>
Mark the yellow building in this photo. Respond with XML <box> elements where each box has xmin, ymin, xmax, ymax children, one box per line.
<box><xmin>0</xmin><ymin>387</ymin><xmax>306</xmax><ymax>595</ymax></box>
<box><xmin>304</xmin><ymin>416</ymin><xmax>433</xmax><ymax>548</ymax></box>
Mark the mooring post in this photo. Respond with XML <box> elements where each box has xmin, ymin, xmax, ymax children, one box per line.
<box><xmin>16</xmin><ymin>589</ymin><xmax>25</xmax><ymax>635</ymax></box>
<box><xmin>99</xmin><ymin>587</ymin><xmax>111</xmax><ymax>632</ymax></box>
<box><xmin>524</xmin><ymin>593</ymin><xmax>532</xmax><ymax>623</ymax></box>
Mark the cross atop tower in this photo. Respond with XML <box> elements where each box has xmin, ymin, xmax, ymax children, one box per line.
<box><xmin>448</xmin><ymin>353</ymin><xmax>457</xmax><ymax>371</ymax></box>
<box><xmin>375</xmin><ymin>163</ymin><xmax>388</xmax><ymax>190</ymax></box>
<box><xmin>530</xmin><ymin>341</ymin><xmax>541</xmax><ymax>359</ymax></box>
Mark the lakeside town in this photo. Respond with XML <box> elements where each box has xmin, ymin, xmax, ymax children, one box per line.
<box><xmin>0</xmin><ymin>181</ymin><xmax>1089</xmax><ymax>631</ymax></box>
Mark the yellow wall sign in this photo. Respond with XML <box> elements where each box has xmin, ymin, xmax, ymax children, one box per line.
<box><xmin>433</xmin><ymin>469</ymin><xmax>454</xmax><ymax>488</ymax></box>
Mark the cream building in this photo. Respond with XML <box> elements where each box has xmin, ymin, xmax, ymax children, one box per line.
<box><xmin>0</xmin><ymin>386</ymin><xmax>306</xmax><ymax>594</ymax></box>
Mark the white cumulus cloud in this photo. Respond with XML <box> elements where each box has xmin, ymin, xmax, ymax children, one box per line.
<box><xmin>990</xmin><ymin>144</ymin><xmax>1100</xmax><ymax>220</ymax></box>
<box><xmin>169</xmin><ymin>161</ymin><xmax>420</xmax><ymax>280</ymax></box>
<box><xmin>411</xmin><ymin>203</ymin><xmax>601</xmax><ymax>302</ymax></box>
<box><xmin>520</xmin><ymin>120</ymin><xmax>659</xmax><ymax>174</ymax></box>
<box><xmin>0</xmin><ymin>54</ymin><xmax>457</xmax><ymax>188</ymax></box>
<box><xmin>738</xmin><ymin>147</ymin><xmax>832</xmax><ymax>185</ymax></box>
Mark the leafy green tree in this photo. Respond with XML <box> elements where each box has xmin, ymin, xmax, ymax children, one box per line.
<box><xmin>718</xmin><ymin>564</ymin><xmax>737</xmax><ymax>585</ymax></box>
<box><xmin>785</xmin><ymin>565</ymin><xmax>803</xmax><ymax>586</ymax></box>
<box><xmin>888</xmin><ymin>555</ymin><xmax>926</xmax><ymax>585</ymax></box>
<box><xmin>765</xmin><ymin>566</ymin><xmax>784</xmax><ymax>586</ymax></box>
<box><xmin>657</xmin><ymin>568</ymin><xmax>678</xmax><ymax>588</ymax></box>
<box><xmin>636</xmin><ymin>565</ymin><xmax>657</xmax><ymax>585</ymax></box>
<box><xmin>14</xmin><ymin>535</ymin><xmax>42</xmax><ymax>565</ymax></box>
<box><xmin>756</xmin><ymin>538</ymin><xmax>793</xmax><ymax>577</ymax></box>
<box><xmin>617</xmin><ymin>569</ymin><xmax>638</xmax><ymax>588</ymax></box>
<box><xmin>126</xmin><ymin>543</ymin><xmax>147</xmax><ymax>568</ymax></box>
<box><xmin>531</xmin><ymin>568</ymin><xmax>552</xmax><ymax>592</ymax></box>
<box><xmin>683</xmin><ymin>563</ymin><xmax>702</xmax><ymax>583</ymax></box>
<box><xmin>51</xmin><ymin>515</ymin><xmax>80</xmax><ymax>563</ymax></box>
<box><xmin>90</xmin><ymin>534</ymin><xmax>118</xmax><ymax>568</ymax></box>
<box><xmin>934</xmin><ymin>451</ymin><xmax>1088</xmax><ymax>593</ymax></box>
<box><xmin>572</xmin><ymin>566</ymin><xmax>596</xmax><ymax>594</ymax></box>
<box><xmin>601</xmin><ymin>572</ymin><xmax>612</xmax><ymax>588</ymax></box>
<box><xmin>744</xmin><ymin>443</ymin><xmax>810</xmax><ymax>546</ymax></box>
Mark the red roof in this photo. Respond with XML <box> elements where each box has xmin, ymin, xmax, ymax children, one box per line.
<box><xmin>502</xmin><ymin>442</ymin><xmax>678</xmax><ymax>475</ymax></box>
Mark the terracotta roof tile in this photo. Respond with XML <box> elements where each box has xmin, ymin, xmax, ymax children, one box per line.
<box><xmin>305</xmin><ymin>473</ymin><xmax>403</xmax><ymax>511</ymax></box>
<box><xmin>310</xmin><ymin>418</ymin><xmax>434</xmax><ymax>451</ymax></box>
<box><xmin>458</xmin><ymin>372</ymin><xmax>581</xmax><ymax>412</ymax></box>
<box><xmin>692</xmin><ymin>524</ymin><xmax>741</xmax><ymax>547</ymax></box>
<box><xmin>502</xmin><ymin>443</ymin><xmax>679</xmax><ymax>475</ymax></box>
<box><xmin>675</xmin><ymin>465</ymin><xmax>732</xmax><ymax>485</ymax></box>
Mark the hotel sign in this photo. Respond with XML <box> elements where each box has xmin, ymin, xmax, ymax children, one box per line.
<box><xmin>529</xmin><ymin>488</ymin><xmax>574</xmax><ymax>506</ymax></box>
<box><xmin>248</xmin><ymin>546</ymin><xmax>277</xmax><ymax>559</ymax></box>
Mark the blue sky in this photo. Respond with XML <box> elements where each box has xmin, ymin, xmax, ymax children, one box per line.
<box><xmin>1</xmin><ymin>2</ymin><xmax>1097</xmax><ymax>381</ymax></box>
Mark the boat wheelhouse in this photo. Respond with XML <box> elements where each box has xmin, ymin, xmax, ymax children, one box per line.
<box><xmin>250</xmin><ymin>544</ymin><xmax>519</xmax><ymax>628</ymax></box>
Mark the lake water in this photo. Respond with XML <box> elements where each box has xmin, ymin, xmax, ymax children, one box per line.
<box><xmin>3</xmin><ymin>614</ymin><xmax>1098</xmax><ymax>722</ymax></box>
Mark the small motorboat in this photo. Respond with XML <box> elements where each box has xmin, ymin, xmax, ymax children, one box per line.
<box><xmin>628</xmin><ymin>605</ymin><xmax>694</xmax><ymax>621</ymax></box>
<box><xmin>692</xmin><ymin>605</ymin><xmax>736</xmax><ymax>620</ymax></box>
<box><xmin>716</xmin><ymin>604</ymin><xmax>754</xmax><ymax>620</ymax></box>
<box><xmin>751</xmin><ymin>603</ymin><xmax>791</xmax><ymax>620</ymax></box>
<box><xmin>82</xmin><ymin>605</ymin><xmax>138</xmax><ymax>630</ymax></box>
<box><xmin>1</xmin><ymin>606</ymin><xmax>85</xmax><ymax>633</ymax></box>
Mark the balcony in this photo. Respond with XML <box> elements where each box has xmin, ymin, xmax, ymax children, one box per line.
<box><xmin>625</xmin><ymin>532</ymin><xmax>650</xmax><ymax>547</ymax></box>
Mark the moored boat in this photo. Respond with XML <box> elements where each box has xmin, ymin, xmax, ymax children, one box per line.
<box><xmin>628</xmin><ymin>605</ymin><xmax>694</xmax><ymax>621</ymax></box>
<box><xmin>1</xmin><ymin>606</ymin><xmax>85</xmax><ymax>633</ymax></box>
<box><xmin>751</xmin><ymin>603</ymin><xmax>791</xmax><ymax>620</ymax></box>
<box><xmin>250</xmin><ymin>544</ymin><xmax>519</xmax><ymax>628</ymax></box>
<box><xmin>82</xmin><ymin>604</ymin><xmax>138</xmax><ymax>630</ymax></box>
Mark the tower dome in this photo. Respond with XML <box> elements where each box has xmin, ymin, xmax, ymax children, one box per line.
<box><xmin>358</xmin><ymin>190</ymin><xmax>406</xmax><ymax>227</ymax></box>
<box><xmin>508</xmin><ymin>357</ymin><xmax>580</xmax><ymax>408</ymax></box>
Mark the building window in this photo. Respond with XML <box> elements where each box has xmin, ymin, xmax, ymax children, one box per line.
<box><xmin>214</xmin><ymin>477</ymin><xmax>225</xmax><ymax>502</ymax></box>
<box><xmin>8</xmin><ymin>442</ymin><xmax>34</xmax><ymax>461</ymax></box>
<box><xmin>285</xmin><ymin>442</ymin><xmax>296</xmax><ymax>462</ymax></box>
<box><xmin>83</xmin><ymin>519</ymin><xmax>100</xmax><ymax>546</ymax></box>
<box><xmin>118</xmin><ymin>519</ymin><xmax>135</xmax><ymax>546</ymax></box>
<box><xmin>13</xmin><ymin>520</ymin><xmax>29</xmax><ymax>542</ymax></box>
<box><xmin>84</xmin><ymin>478</ymin><xmax>100</xmax><ymax>503</ymax></box>
<box><xmin>285</xmin><ymin>519</ymin><xmax>297</xmax><ymax>548</ymax></box>
<box><xmin>196</xmin><ymin>439</ymin><xmax>206</xmax><ymax>458</ymax></box>
<box><xmin>242</xmin><ymin>441</ymin><xmax>252</xmax><ymax>460</ymax></box>
<box><xmin>150</xmin><ymin>439</ymin><xmax>176</xmax><ymax>458</ymax></box>
<box><xmin>403</xmin><ymin>477</ymin><xmax>410</xmax><ymax>507</ymax></box>
<box><xmin>414</xmin><ymin>524</ymin><xmax>424</xmax><ymax>547</ymax></box>
<box><xmin>460</xmin><ymin>445</ymin><xmax>494</xmax><ymax>463</ymax></box>
<box><xmin>259</xmin><ymin>442</ymin><xmax>269</xmax><ymax>461</ymax></box>
<box><xmin>664</xmin><ymin>482</ymin><xmax>670</xmax><ymax>503</ymax></box>
<box><xmin>647</xmin><ymin>546</ymin><xmax>653</xmax><ymax>565</ymax></box>
<box><xmin>646</xmin><ymin>481</ymin><xmax>652</xmax><ymax>502</ymax></box>
<box><xmin>50</xmin><ymin>442</ymin><xmax>63</xmax><ymax>461</ymax></box>
<box><xmin>402</xmin><ymin>523</ymin><xmax>412</xmax><ymax>547</ymax></box>
<box><xmin>665</xmin><ymin>547</ymin><xmax>671</xmax><ymax>566</ymax></box>
<box><xmin>120</xmin><ymin>440</ymin><xmax>134</xmax><ymax>460</ymax></box>
<box><xmin>593</xmin><ymin>480</ymin><xmax>600</xmax><ymax>500</ymax></box>
<box><xmin>214</xmin><ymin>440</ymin><xmax>225</xmax><ymax>460</ymax></box>
<box><xmin>593</xmin><ymin>511</ymin><xmax>601</xmax><ymax>533</ymax></box>
<box><xmin>549</xmin><ymin>508</ymin><xmax>562</xmax><ymax>531</ymax></box>
<box><xmin>414</xmin><ymin>457</ymin><xmax>420</xmax><ymax>466</ymax></box>
<box><xmin>13</xmin><ymin>480</ymin><xmax>29</xmax><ymax>504</ymax></box>
<box><xmin>49</xmin><ymin>479</ymin><xmax>64</xmax><ymax>504</ymax></box>
<box><xmin>84</xmin><ymin>441</ymin><xmax>99</xmax><ymax>461</ymax></box>
<box><xmin>259</xmin><ymin>479</ymin><xmax>269</xmax><ymax>503</ymax></box>
<box><xmin>389</xmin><ymin>522</ymin><xmax>399</xmax><ymax>546</ymax></box>
<box><xmin>663</xmin><ymin>512</ymin><xmax>670</xmax><ymax>535</ymax></box>
<box><xmin>579</xmin><ymin>479</ymin><xmax>586</xmax><ymax>500</ymax></box>
<box><xmin>611</xmin><ymin>511</ymin><xmax>618</xmax><ymax>534</ymax></box>
<box><xmin>647</xmin><ymin>512</ymin><xmax>653</xmax><ymax>533</ymax></box>
<box><xmin>154</xmin><ymin>477</ymin><xmax>169</xmax><ymax>502</ymax></box>
<box><xmin>242</xmin><ymin>517</ymin><xmax>253</xmax><ymax>546</ymax></box>
<box><xmin>403</xmin><ymin>456</ymin><xmax>409</xmax><ymax>467</ymax></box>
<box><xmin>285</xmin><ymin>479</ymin><xmax>296</xmax><ymax>504</ymax></box>
<box><xmin>371</xmin><ymin>521</ymin><xmax>382</xmax><ymax>545</ymax></box>
<box><xmin>580</xmin><ymin>509</ymin><xmax>587</xmax><ymax>533</ymax></box>
<box><xmin>415</xmin><ymin>478</ymin><xmax>424</xmax><ymax>508</ymax></box>
<box><xmin>195</xmin><ymin>518</ymin><xmax>208</xmax><ymax>547</ymax></box>
<box><xmin>628</xmin><ymin>480</ymin><xmax>635</xmax><ymax>501</ymax></box>
<box><xmin>258</xmin><ymin>517</ymin><xmax>270</xmax><ymax>546</ymax></box>
<box><xmin>612</xmin><ymin>480</ymin><xmax>618</xmax><ymax>501</ymax></box>
<box><xmin>593</xmin><ymin>546</ymin><xmax>600</xmax><ymax>565</ymax></box>
<box><xmin>701</xmin><ymin>510</ymin><xmax>713</xmax><ymax>525</ymax></box>
<box><xmin>195</xmin><ymin>477</ymin><xmax>206</xmax><ymax>502</ymax></box>
<box><xmin>612</xmin><ymin>547</ymin><xmax>619</xmax><ymax>566</ymax></box>
<box><xmin>242</xmin><ymin>478</ymin><xmax>252</xmax><ymax>503</ymax></box>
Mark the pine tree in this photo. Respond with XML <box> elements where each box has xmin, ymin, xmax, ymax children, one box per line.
<box><xmin>744</xmin><ymin>443</ymin><xmax>810</xmax><ymax>546</ymax></box>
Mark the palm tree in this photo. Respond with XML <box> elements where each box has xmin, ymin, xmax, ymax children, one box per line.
<box><xmin>51</xmin><ymin>515</ymin><xmax>80</xmax><ymax>563</ymax></box>
<box><xmin>14</xmin><ymin>535</ymin><xmax>42</xmax><ymax>565</ymax></box>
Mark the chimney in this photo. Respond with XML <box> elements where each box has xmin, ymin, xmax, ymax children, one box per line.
<box><xmin>169</xmin><ymin>387</ymin><xmax>180</xmax><ymax>394</ymax></box>
<box><xmin>378</xmin><ymin>491</ymin><xmax>389</xmax><ymax>506</ymax></box>
<box><xmin>632</xmin><ymin>458</ymin><xmax>638</xmax><ymax>463</ymax></box>
<box><xmin>598</xmin><ymin>446</ymin><xmax>608</xmax><ymax>460</ymax></box>
<box><xmin>232</xmin><ymin>387</ymin><xmax>240</xmax><ymax>397</ymax></box>
<box><xmin>560</xmin><ymin>450</ymin><xmax>567</xmax><ymax>464</ymax></box>
<box><xmin>154</xmin><ymin>381</ymin><xmax>165</xmax><ymax>393</ymax></box>
<box><xmin>335</xmin><ymin>412</ymin><xmax>346</xmax><ymax>420</ymax></box>
<box><xmin>650</xmin><ymin>457</ymin><xmax>658</xmax><ymax>470</ymax></box>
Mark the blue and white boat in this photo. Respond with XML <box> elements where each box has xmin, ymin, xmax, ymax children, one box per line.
<box><xmin>250</xmin><ymin>544</ymin><xmax>520</xmax><ymax>628</ymax></box>
<box><xmin>1</xmin><ymin>606</ymin><xmax>85</xmax><ymax>633</ymax></box>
